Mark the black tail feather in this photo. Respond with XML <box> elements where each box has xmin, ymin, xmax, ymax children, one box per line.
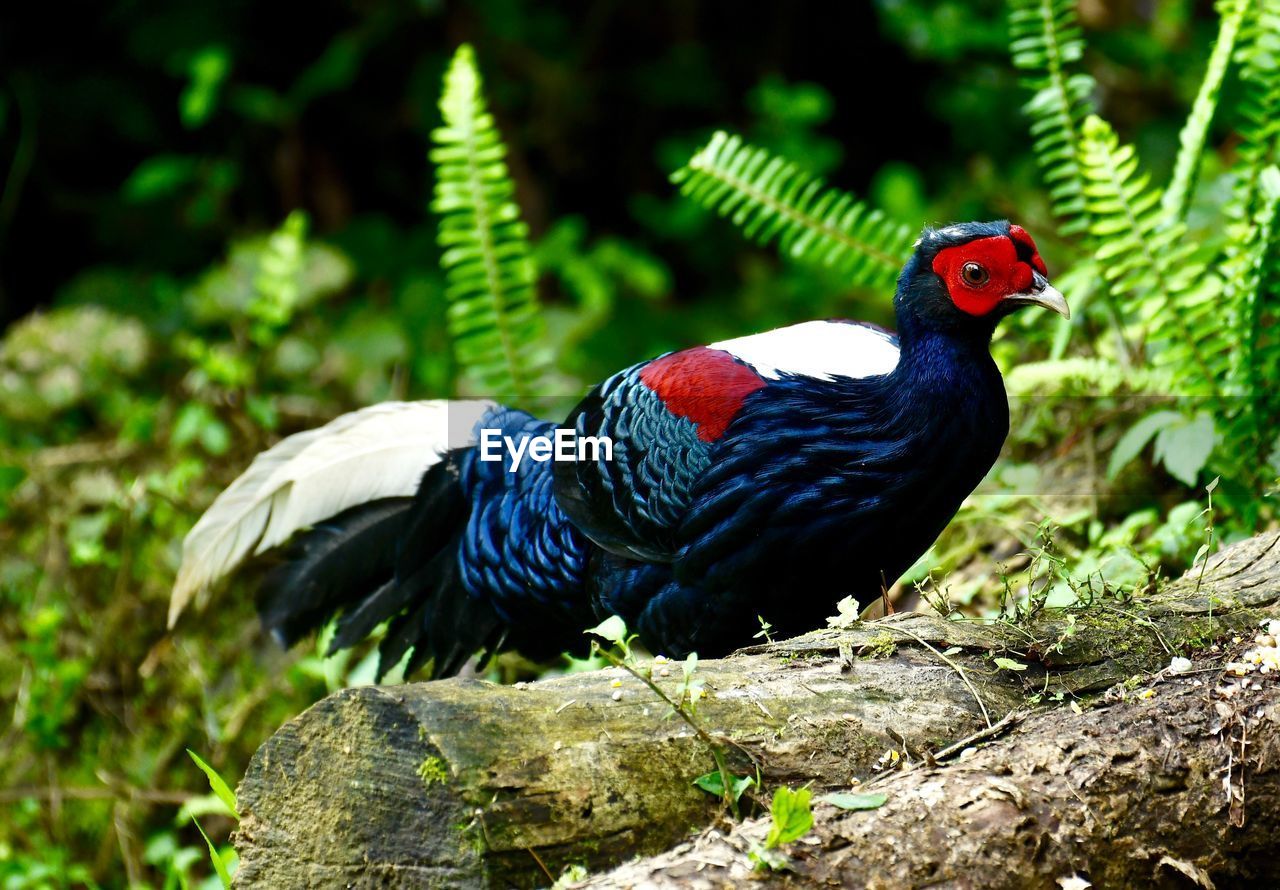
<box><xmin>258</xmin><ymin>499</ymin><xmax>412</xmax><ymax>646</ymax></box>
<box><xmin>377</xmin><ymin>547</ymin><xmax>504</xmax><ymax>680</ymax></box>
<box><xmin>257</xmin><ymin>456</ymin><xmax>507</xmax><ymax>680</ymax></box>
<box><xmin>328</xmin><ymin>545</ymin><xmax>451</xmax><ymax>654</ymax></box>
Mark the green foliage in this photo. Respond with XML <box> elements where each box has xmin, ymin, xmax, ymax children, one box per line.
<box><xmin>763</xmin><ymin>786</ymin><xmax>813</xmax><ymax>847</ymax></box>
<box><xmin>192</xmin><ymin>819</ymin><xmax>235</xmax><ymax>889</ymax></box>
<box><xmin>431</xmin><ymin>44</ymin><xmax>548</xmax><ymax>401</ymax></box>
<box><xmin>585</xmin><ymin>614</ymin><xmax>630</xmax><ymax>648</ymax></box>
<box><xmin>1221</xmin><ymin>4</ymin><xmax>1280</xmax><ymax>473</ymax></box>
<box><xmin>1008</xmin><ymin>0</ymin><xmax>1096</xmax><ymax>234</ymax></box>
<box><xmin>1228</xmin><ymin>1</ymin><xmax>1280</xmax><ymax>232</ymax></box>
<box><xmin>0</xmin><ymin>307</ymin><xmax>150</xmax><ymax>424</ymax></box>
<box><xmin>693</xmin><ymin>769</ymin><xmax>755</xmax><ymax>803</ymax></box>
<box><xmin>749</xmin><ymin>786</ymin><xmax>813</xmax><ymax>870</ymax></box>
<box><xmin>1007</xmin><ymin>0</ymin><xmax>1280</xmax><ymax>495</ymax></box>
<box><xmin>1161</xmin><ymin>0</ymin><xmax>1251</xmax><ymax>225</ymax></box>
<box><xmin>1076</xmin><ymin>115</ymin><xmax>1226</xmax><ymax>391</ymax></box>
<box><xmin>186</xmin><ymin>750</ymin><xmax>239</xmax><ymax>820</ymax></box>
<box><xmin>672</xmin><ymin>131</ymin><xmax>915</xmax><ymax>292</ymax></box>
<box><xmin>246</xmin><ymin>211</ymin><xmax>310</xmax><ymax>343</ymax></box>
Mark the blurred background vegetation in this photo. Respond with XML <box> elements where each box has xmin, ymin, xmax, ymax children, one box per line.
<box><xmin>1</xmin><ymin>0</ymin><xmax>1275</xmax><ymax>886</ymax></box>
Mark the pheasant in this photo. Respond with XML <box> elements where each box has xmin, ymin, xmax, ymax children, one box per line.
<box><xmin>170</xmin><ymin>220</ymin><xmax>1067</xmax><ymax>677</ymax></box>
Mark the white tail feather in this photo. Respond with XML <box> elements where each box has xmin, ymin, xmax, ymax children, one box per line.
<box><xmin>168</xmin><ymin>399</ymin><xmax>494</xmax><ymax>627</ymax></box>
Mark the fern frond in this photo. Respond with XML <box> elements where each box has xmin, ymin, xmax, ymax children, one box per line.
<box><xmin>1232</xmin><ymin>168</ymin><xmax>1280</xmax><ymax>388</ymax></box>
<box><xmin>1161</xmin><ymin>0</ymin><xmax>1252</xmax><ymax>225</ymax></box>
<box><xmin>1076</xmin><ymin>115</ymin><xmax>1227</xmax><ymax>395</ymax></box>
<box><xmin>431</xmin><ymin>44</ymin><xmax>548</xmax><ymax>401</ymax></box>
<box><xmin>1005</xmin><ymin>357</ymin><xmax>1173</xmax><ymax>397</ymax></box>
<box><xmin>1221</xmin><ymin>4</ymin><xmax>1280</xmax><ymax>454</ymax></box>
<box><xmin>671</xmin><ymin>131</ymin><xmax>914</xmax><ymax>292</ymax></box>
<box><xmin>1008</xmin><ymin>0</ymin><xmax>1097</xmax><ymax>234</ymax></box>
<box><xmin>1227</xmin><ymin>0</ymin><xmax>1280</xmax><ymax>229</ymax></box>
<box><xmin>1219</xmin><ymin>167</ymin><xmax>1280</xmax><ymax>482</ymax></box>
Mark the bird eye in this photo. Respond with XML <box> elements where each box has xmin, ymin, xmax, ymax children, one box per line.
<box><xmin>961</xmin><ymin>262</ymin><xmax>989</xmax><ymax>286</ymax></box>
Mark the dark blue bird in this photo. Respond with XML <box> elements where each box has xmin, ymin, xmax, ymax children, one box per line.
<box><xmin>170</xmin><ymin>220</ymin><xmax>1068</xmax><ymax>677</ymax></box>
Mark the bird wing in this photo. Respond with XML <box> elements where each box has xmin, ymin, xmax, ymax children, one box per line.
<box><xmin>553</xmin><ymin>320</ymin><xmax>899</xmax><ymax>563</ymax></box>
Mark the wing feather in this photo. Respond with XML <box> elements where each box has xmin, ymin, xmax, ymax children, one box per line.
<box><xmin>169</xmin><ymin>399</ymin><xmax>493</xmax><ymax>626</ymax></box>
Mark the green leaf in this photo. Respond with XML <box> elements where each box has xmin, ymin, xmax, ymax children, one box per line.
<box><xmin>1077</xmin><ymin>114</ymin><xmax>1225</xmax><ymax>391</ymax></box>
<box><xmin>1160</xmin><ymin>0</ymin><xmax>1249</xmax><ymax>225</ymax></box>
<box><xmin>187</xmin><ymin>749</ymin><xmax>239</xmax><ymax>820</ymax></box>
<box><xmin>682</xmin><ymin>652</ymin><xmax>698</xmax><ymax>679</ymax></box>
<box><xmin>1154</xmin><ymin>412</ymin><xmax>1217</xmax><ymax>487</ymax></box>
<box><xmin>1107</xmin><ymin>410</ymin><xmax>1185</xmax><ymax>479</ymax></box>
<box><xmin>693</xmin><ymin>769</ymin><xmax>755</xmax><ymax>803</ymax></box>
<box><xmin>181</xmin><ymin>46</ymin><xmax>231</xmax><ymax>129</ymax></box>
<box><xmin>192</xmin><ymin>817</ymin><xmax>233</xmax><ymax>890</ymax></box>
<box><xmin>822</xmin><ymin>791</ymin><xmax>888</xmax><ymax>811</ymax></box>
<box><xmin>122</xmin><ymin>155</ymin><xmax>200</xmax><ymax>202</ymax></box>
<box><xmin>172</xmin><ymin>403</ymin><xmax>231</xmax><ymax>457</ymax></box>
<box><xmin>672</xmin><ymin>131</ymin><xmax>914</xmax><ymax>291</ymax></box>
<box><xmin>0</xmin><ymin>465</ymin><xmax>26</xmax><ymax>498</ymax></box>
<box><xmin>993</xmin><ymin>657</ymin><xmax>1029</xmax><ymax>672</ymax></box>
<box><xmin>431</xmin><ymin>44</ymin><xmax>548</xmax><ymax>401</ymax></box>
<box><xmin>584</xmin><ymin>616</ymin><xmax>628</xmax><ymax>644</ymax></box>
<box><xmin>1007</xmin><ymin>0</ymin><xmax>1098</xmax><ymax>235</ymax></box>
<box><xmin>176</xmin><ymin>793</ymin><xmax>237</xmax><ymax>825</ymax></box>
<box><xmin>764</xmin><ymin>786</ymin><xmax>813</xmax><ymax>848</ymax></box>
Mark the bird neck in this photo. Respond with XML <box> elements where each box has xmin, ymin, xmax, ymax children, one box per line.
<box><xmin>890</xmin><ymin>313</ymin><xmax>1001</xmax><ymax>403</ymax></box>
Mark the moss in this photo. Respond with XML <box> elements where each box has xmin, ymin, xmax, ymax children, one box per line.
<box><xmin>860</xmin><ymin>631</ymin><xmax>898</xmax><ymax>659</ymax></box>
<box><xmin>453</xmin><ymin>821</ymin><xmax>487</xmax><ymax>855</ymax></box>
<box><xmin>419</xmin><ymin>755</ymin><xmax>450</xmax><ymax>787</ymax></box>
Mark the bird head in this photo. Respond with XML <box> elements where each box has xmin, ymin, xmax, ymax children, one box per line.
<box><xmin>895</xmin><ymin>220</ymin><xmax>1068</xmax><ymax>337</ymax></box>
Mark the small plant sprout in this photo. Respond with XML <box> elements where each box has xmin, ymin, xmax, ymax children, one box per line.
<box><xmin>748</xmin><ymin>785</ymin><xmax>814</xmax><ymax>871</ymax></box>
<box><xmin>186</xmin><ymin>749</ymin><xmax>239</xmax><ymax>889</ymax></box>
<box><xmin>1194</xmin><ymin>477</ymin><xmax>1220</xmax><ymax>595</ymax></box>
<box><xmin>754</xmin><ymin>615</ymin><xmax>775</xmax><ymax>644</ymax></box>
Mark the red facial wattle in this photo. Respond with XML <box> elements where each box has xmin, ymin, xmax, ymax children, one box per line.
<box><xmin>932</xmin><ymin>229</ymin><xmax>1047</xmax><ymax>317</ymax></box>
<box><xmin>1009</xmin><ymin>225</ymin><xmax>1048</xmax><ymax>275</ymax></box>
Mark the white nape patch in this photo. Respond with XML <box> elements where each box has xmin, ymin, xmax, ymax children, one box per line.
<box><xmin>710</xmin><ymin>320</ymin><xmax>899</xmax><ymax>382</ymax></box>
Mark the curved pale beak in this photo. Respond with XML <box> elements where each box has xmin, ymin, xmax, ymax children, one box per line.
<box><xmin>1004</xmin><ymin>271</ymin><xmax>1070</xmax><ymax>318</ymax></box>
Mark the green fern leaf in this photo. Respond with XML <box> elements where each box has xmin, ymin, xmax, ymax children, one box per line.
<box><xmin>1005</xmin><ymin>357</ymin><xmax>1172</xmax><ymax>397</ymax></box>
<box><xmin>1216</xmin><ymin>4</ymin><xmax>1280</xmax><ymax>474</ymax></box>
<box><xmin>1162</xmin><ymin>0</ymin><xmax>1252</xmax><ymax>225</ymax></box>
<box><xmin>431</xmin><ymin>44</ymin><xmax>548</xmax><ymax>401</ymax></box>
<box><xmin>1221</xmin><ymin>167</ymin><xmax>1280</xmax><ymax>473</ymax></box>
<box><xmin>1229</xmin><ymin>0</ymin><xmax>1280</xmax><ymax>228</ymax></box>
<box><xmin>1008</xmin><ymin>0</ymin><xmax>1097</xmax><ymax>234</ymax></box>
<box><xmin>671</xmin><ymin>131</ymin><xmax>914</xmax><ymax>291</ymax></box>
<box><xmin>1076</xmin><ymin>115</ymin><xmax>1227</xmax><ymax>395</ymax></box>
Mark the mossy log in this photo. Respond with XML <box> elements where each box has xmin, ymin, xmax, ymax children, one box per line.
<box><xmin>233</xmin><ymin>532</ymin><xmax>1280</xmax><ymax>888</ymax></box>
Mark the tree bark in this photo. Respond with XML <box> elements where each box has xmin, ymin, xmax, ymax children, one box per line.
<box><xmin>577</xmin><ymin>662</ymin><xmax>1280</xmax><ymax>889</ymax></box>
<box><xmin>232</xmin><ymin>532</ymin><xmax>1280</xmax><ymax>888</ymax></box>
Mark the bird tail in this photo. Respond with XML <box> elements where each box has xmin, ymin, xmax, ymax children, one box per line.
<box><xmin>169</xmin><ymin>399</ymin><xmax>504</xmax><ymax>678</ymax></box>
<box><xmin>257</xmin><ymin>461</ymin><xmax>507</xmax><ymax>678</ymax></box>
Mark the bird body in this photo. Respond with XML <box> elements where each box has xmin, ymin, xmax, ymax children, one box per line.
<box><xmin>170</xmin><ymin>220</ymin><xmax>1067</xmax><ymax>677</ymax></box>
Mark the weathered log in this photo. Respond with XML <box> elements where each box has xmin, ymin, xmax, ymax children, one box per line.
<box><xmin>233</xmin><ymin>533</ymin><xmax>1280</xmax><ymax>888</ymax></box>
<box><xmin>578</xmin><ymin>657</ymin><xmax>1280</xmax><ymax>889</ymax></box>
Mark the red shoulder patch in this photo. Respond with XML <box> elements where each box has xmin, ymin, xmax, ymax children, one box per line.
<box><xmin>639</xmin><ymin>347</ymin><xmax>766</xmax><ymax>442</ymax></box>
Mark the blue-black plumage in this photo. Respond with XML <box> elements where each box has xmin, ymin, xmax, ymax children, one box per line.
<box><xmin>180</xmin><ymin>220</ymin><xmax>1068</xmax><ymax>677</ymax></box>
